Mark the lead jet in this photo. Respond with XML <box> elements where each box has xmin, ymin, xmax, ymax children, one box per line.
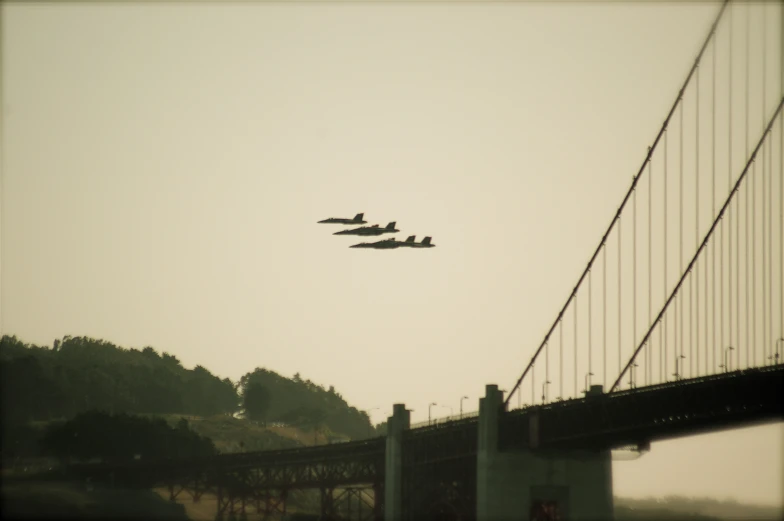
<box><xmin>334</xmin><ymin>222</ymin><xmax>398</xmax><ymax>236</ymax></box>
<box><xmin>398</xmin><ymin>236</ymin><xmax>435</xmax><ymax>248</ymax></box>
<box><xmin>350</xmin><ymin>238</ymin><xmax>402</xmax><ymax>249</ymax></box>
<box><xmin>317</xmin><ymin>213</ymin><xmax>366</xmax><ymax>225</ymax></box>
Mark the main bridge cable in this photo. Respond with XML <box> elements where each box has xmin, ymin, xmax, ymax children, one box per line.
<box><xmin>610</xmin><ymin>96</ymin><xmax>784</xmax><ymax>393</ymax></box>
<box><xmin>504</xmin><ymin>0</ymin><xmax>731</xmax><ymax>406</ymax></box>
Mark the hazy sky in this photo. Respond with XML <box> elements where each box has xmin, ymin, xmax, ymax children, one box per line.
<box><xmin>2</xmin><ymin>1</ymin><xmax>782</xmax><ymax>507</ymax></box>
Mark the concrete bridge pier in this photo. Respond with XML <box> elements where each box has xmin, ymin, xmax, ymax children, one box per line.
<box><xmin>384</xmin><ymin>403</ymin><xmax>410</xmax><ymax>521</ymax></box>
<box><xmin>476</xmin><ymin>384</ymin><xmax>614</xmax><ymax>521</ymax></box>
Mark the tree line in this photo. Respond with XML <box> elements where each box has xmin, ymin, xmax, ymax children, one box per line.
<box><xmin>1</xmin><ymin>335</ymin><xmax>379</xmax><ymax>460</ymax></box>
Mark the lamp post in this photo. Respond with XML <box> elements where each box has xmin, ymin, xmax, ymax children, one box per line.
<box><xmin>541</xmin><ymin>381</ymin><xmax>550</xmax><ymax>403</ymax></box>
<box><xmin>428</xmin><ymin>402</ymin><xmax>437</xmax><ymax>425</ymax></box>
<box><xmin>673</xmin><ymin>355</ymin><xmax>686</xmax><ymax>381</ymax></box>
<box><xmin>771</xmin><ymin>338</ymin><xmax>783</xmax><ymax>366</ymax></box>
<box><xmin>725</xmin><ymin>346</ymin><xmax>734</xmax><ymax>373</ymax></box>
<box><xmin>584</xmin><ymin>372</ymin><xmax>594</xmax><ymax>394</ymax></box>
<box><xmin>630</xmin><ymin>362</ymin><xmax>639</xmax><ymax>389</ymax></box>
<box><xmin>442</xmin><ymin>405</ymin><xmax>453</xmax><ymax>418</ymax></box>
<box><xmin>362</xmin><ymin>407</ymin><xmax>379</xmax><ymax>438</ymax></box>
<box><xmin>460</xmin><ymin>396</ymin><xmax>469</xmax><ymax>419</ymax></box>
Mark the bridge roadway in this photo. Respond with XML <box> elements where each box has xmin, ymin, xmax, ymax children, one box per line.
<box><xmin>68</xmin><ymin>366</ymin><xmax>783</xmax><ymax>492</ymax></box>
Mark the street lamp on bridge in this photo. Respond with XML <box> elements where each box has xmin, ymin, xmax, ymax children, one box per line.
<box><xmin>673</xmin><ymin>354</ymin><xmax>686</xmax><ymax>381</ymax></box>
<box><xmin>362</xmin><ymin>407</ymin><xmax>379</xmax><ymax>438</ymax></box>
<box><xmin>719</xmin><ymin>347</ymin><xmax>734</xmax><ymax>373</ymax></box>
<box><xmin>542</xmin><ymin>381</ymin><xmax>551</xmax><ymax>403</ymax></box>
<box><xmin>771</xmin><ymin>338</ymin><xmax>783</xmax><ymax>366</ymax></box>
<box><xmin>583</xmin><ymin>372</ymin><xmax>594</xmax><ymax>394</ymax></box>
<box><xmin>428</xmin><ymin>402</ymin><xmax>437</xmax><ymax>425</ymax></box>
<box><xmin>630</xmin><ymin>362</ymin><xmax>639</xmax><ymax>389</ymax></box>
<box><xmin>460</xmin><ymin>396</ymin><xmax>469</xmax><ymax>418</ymax></box>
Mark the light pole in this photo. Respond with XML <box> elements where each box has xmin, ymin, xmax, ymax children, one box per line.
<box><xmin>584</xmin><ymin>372</ymin><xmax>594</xmax><ymax>394</ymax></box>
<box><xmin>428</xmin><ymin>402</ymin><xmax>437</xmax><ymax>425</ymax></box>
<box><xmin>771</xmin><ymin>338</ymin><xmax>783</xmax><ymax>366</ymax></box>
<box><xmin>460</xmin><ymin>396</ymin><xmax>469</xmax><ymax>418</ymax></box>
<box><xmin>630</xmin><ymin>362</ymin><xmax>639</xmax><ymax>388</ymax></box>
<box><xmin>720</xmin><ymin>347</ymin><xmax>734</xmax><ymax>373</ymax></box>
<box><xmin>673</xmin><ymin>355</ymin><xmax>686</xmax><ymax>380</ymax></box>
<box><xmin>541</xmin><ymin>381</ymin><xmax>550</xmax><ymax>403</ymax></box>
<box><xmin>442</xmin><ymin>405</ymin><xmax>453</xmax><ymax>418</ymax></box>
<box><xmin>362</xmin><ymin>407</ymin><xmax>379</xmax><ymax>438</ymax></box>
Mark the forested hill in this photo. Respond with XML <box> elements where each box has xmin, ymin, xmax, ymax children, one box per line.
<box><xmin>0</xmin><ymin>335</ymin><xmax>374</xmax><ymax>441</ymax></box>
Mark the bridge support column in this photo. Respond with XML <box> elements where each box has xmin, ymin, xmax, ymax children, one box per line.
<box><xmin>384</xmin><ymin>403</ymin><xmax>410</xmax><ymax>521</ymax></box>
<box><xmin>476</xmin><ymin>384</ymin><xmax>614</xmax><ymax>521</ymax></box>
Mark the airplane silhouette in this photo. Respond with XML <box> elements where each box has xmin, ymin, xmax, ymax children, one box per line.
<box><xmin>334</xmin><ymin>222</ymin><xmax>398</xmax><ymax>236</ymax></box>
<box><xmin>317</xmin><ymin>213</ymin><xmax>366</xmax><ymax>225</ymax></box>
<box><xmin>397</xmin><ymin>236</ymin><xmax>435</xmax><ymax>248</ymax></box>
<box><xmin>349</xmin><ymin>238</ymin><xmax>402</xmax><ymax>249</ymax></box>
<box><xmin>350</xmin><ymin>236</ymin><xmax>435</xmax><ymax>249</ymax></box>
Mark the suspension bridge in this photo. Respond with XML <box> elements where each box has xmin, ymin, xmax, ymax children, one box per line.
<box><xmin>66</xmin><ymin>2</ymin><xmax>783</xmax><ymax>520</ymax></box>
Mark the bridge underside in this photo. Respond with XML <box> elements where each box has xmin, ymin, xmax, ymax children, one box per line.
<box><xmin>500</xmin><ymin>366</ymin><xmax>784</xmax><ymax>451</ymax></box>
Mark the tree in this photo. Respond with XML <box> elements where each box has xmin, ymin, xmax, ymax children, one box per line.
<box><xmin>243</xmin><ymin>383</ymin><xmax>271</xmax><ymax>424</ymax></box>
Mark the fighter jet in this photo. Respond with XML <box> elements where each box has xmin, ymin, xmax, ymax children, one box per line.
<box><xmin>398</xmin><ymin>236</ymin><xmax>435</xmax><ymax>248</ymax></box>
<box><xmin>317</xmin><ymin>213</ymin><xmax>366</xmax><ymax>225</ymax></box>
<box><xmin>349</xmin><ymin>238</ymin><xmax>402</xmax><ymax>249</ymax></box>
<box><xmin>334</xmin><ymin>222</ymin><xmax>399</xmax><ymax>236</ymax></box>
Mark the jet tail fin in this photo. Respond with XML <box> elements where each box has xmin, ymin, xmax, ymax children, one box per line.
<box><xmin>386</xmin><ymin>222</ymin><xmax>397</xmax><ymax>230</ymax></box>
<box><xmin>405</xmin><ymin>236</ymin><xmax>416</xmax><ymax>243</ymax></box>
<box><xmin>354</xmin><ymin>213</ymin><xmax>364</xmax><ymax>221</ymax></box>
<box><xmin>421</xmin><ymin>237</ymin><xmax>432</xmax><ymax>245</ymax></box>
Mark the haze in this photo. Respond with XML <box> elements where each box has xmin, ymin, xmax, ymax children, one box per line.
<box><xmin>1</xmin><ymin>1</ymin><xmax>782</xmax><ymax>508</ymax></box>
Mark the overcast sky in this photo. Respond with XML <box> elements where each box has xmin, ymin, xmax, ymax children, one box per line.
<box><xmin>2</xmin><ymin>1</ymin><xmax>782</xmax><ymax>507</ymax></box>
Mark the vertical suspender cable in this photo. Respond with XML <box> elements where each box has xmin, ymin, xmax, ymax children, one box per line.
<box><xmin>696</xmin><ymin>66</ymin><xmax>701</xmax><ymax>376</ymax></box>
<box><xmin>679</xmin><ymin>101</ymin><xmax>684</xmax><ymax>375</ymax></box>
<box><xmin>633</xmin><ymin>183</ymin><xmax>638</xmax><ymax>384</ymax></box>
<box><xmin>604</xmin><ymin>247</ymin><xmax>607</xmax><ymax>389</ymax></box>
<box><xmin>619</xmin><ymin>218</ymin><xmax>623</xmax><ymax>381</ymax></box>
<box><xmin>574</xmin><ymin>296</ymin><xmax>578</xmax><ymax>396</ymax></box>
<box><xmin>780</xmin><ymin>0</ymin><xmax>783</xmax><ymax>361</ymax></box>
<box><xmin>762</xmin><ymin>2</ymin><xmax>768</xmax><ymax>365</ymax></box>
<box><xmin>712</xmin><ymin>24</ymin><xmax>718</xmax><ymax>374</ymax></box>
<box><xmin>589</xmin><ymin>270</ymin><xmax>592</xmax><ymax>388</ymax></box>
<box><xmin>664</xmin><ymin>129</ymin><xmax>669</xmax><ymax>381</ymax></box>
<box><xmin>745</xmin><ymin>1</ymin><xmax>751</xmax><ymax>368</ymax></box>
<box><xmin>728</xmin><ymin>2</ymin><xmax>734</xmax><ymax>369</ymax></box>
<box><xmin>559</xmin><ymin>320</ymin><xmax>563</xmax><ymax>399</ymax></box>
<box><xmin>648</xmin><ymin>149</ymin><xmax>653</xmax><ymax>384</ymax></box>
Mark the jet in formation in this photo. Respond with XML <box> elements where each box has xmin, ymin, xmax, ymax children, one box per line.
<box><xmin>334</xmin><ymin>222</ymin><xmax>399</xmax><ymax>236</ymax></box>
<box><xmin>317</xmin><ymin>213</ymin><xmax>366</xmax><ymax>225</ymax></box>
<box><xmin>350</xmin><ymin>236</ymin><xmax>435</xmax><ymax>249</ymax></box>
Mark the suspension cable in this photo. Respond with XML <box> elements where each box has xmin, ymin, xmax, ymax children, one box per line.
<box><xmin>712</xmin><ymin>25</ymin><xmax>718</xmax><ymax>374</ymax></box>
<box><xmin>679</xmin><ymin>100</ymin><xmax>684</xmax><ymax>376</ymax></box>
<box><xmin>745</xmin><ymin>0</ymin><xmax>751</xmax><ymax>368</ymax></box>
<box><xmin>589</xmin><ymin>268</ymin><xmax>592</xmax><ymax>389</ymax></box>
<box><xmin>611</xmin><ymin>96</ymin><xmax>784</xmax><ymax>392</ymax></box>
<box><xmin>648</xmin><ymin>148</ymin><xmax>653</xmax><ymax>385</ymax></box>
<box><xmin>559</xmin><ymin>319</ymin><xmax>563</xmax><ymax>399</ymax></box>
<box><xmin>619</xmin><ymin>217</ymin><xmax>622</xmax><ymax>381</ymax></box>
<box><xmin>728</xmin><ymin>1</ymin><xmax>733</xmax><ymax>371</ymax></box>
<box><xmin>633</xmin><ymin>183</ymin><xmax>637</xmax><ymax>384</ymax></box>
<box><xmin>664</xmin><ymin>128</ymin><xmax>669</xmax><ymax>381</ymax></box>
<box><xmin>502</xmin><ymin>0</ymin><xmax>730</xmax><ymax>405</ymax></box>
<box><xmin>603</xmin><ymin>246</ymin><xmax>607</xmax><ymax>389</ymax></box>
<box><xmin>696</xmin><ymin>65</ymin><xmax>701</xmax><ymax>376</ymax></box>
<box><xmin>574</xmin><ymin>295</ymin><xmax>578</xmax><ymax>397</ymax></box>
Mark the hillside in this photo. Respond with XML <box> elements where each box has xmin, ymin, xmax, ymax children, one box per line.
<box><xmin>0</xmin><ymin>334</ymin><xmax>378</xmax><ymax>463</ymax></box>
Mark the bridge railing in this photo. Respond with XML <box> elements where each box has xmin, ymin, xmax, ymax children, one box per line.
<box><xmin>409</xmin><ymin>410</ymin><xmax>479</xmax><ymax>430</ymax></box>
